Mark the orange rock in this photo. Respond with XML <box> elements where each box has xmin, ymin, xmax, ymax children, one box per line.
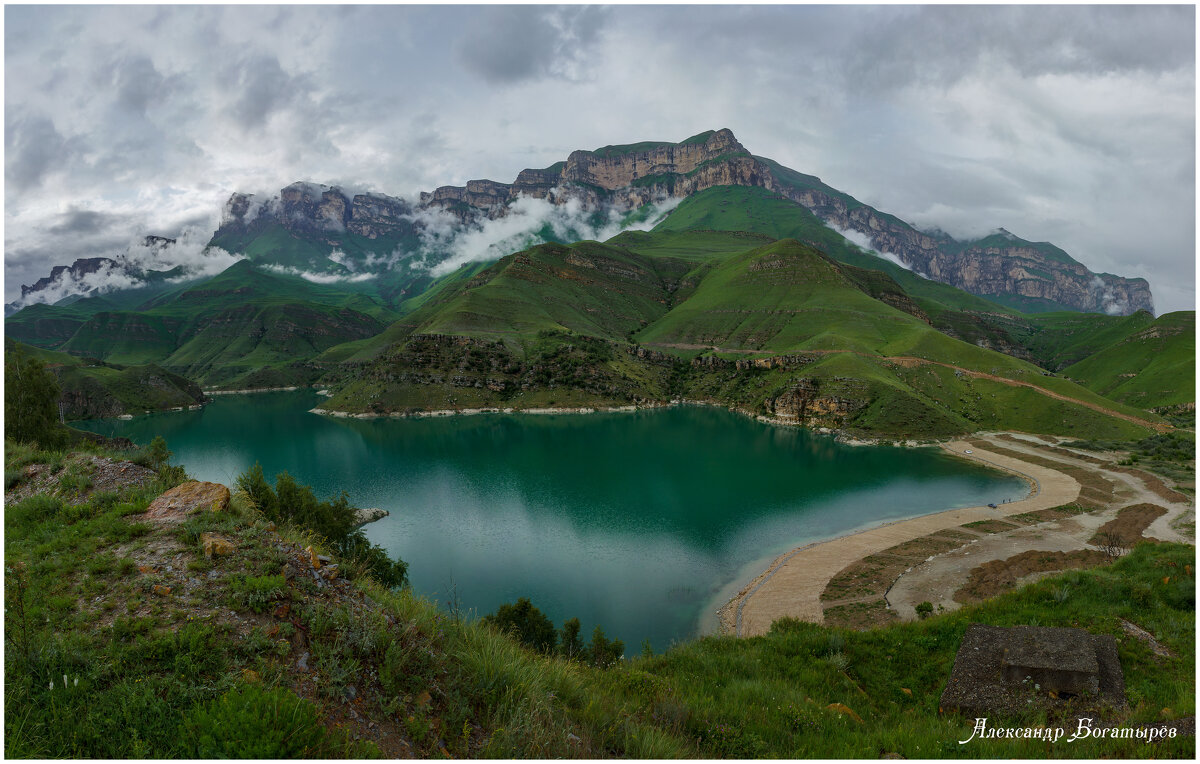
<box><xmin>144</xmin><ymin>481</ymin><xmax>230</xmax><ymax>523</ymax></box>
<box><xmin>826</xmin><ymin>702</ymin><xmax>862</xmax><ymax>723</ymax></box>
<box><xmin>273</xmin><ymin>603</ymin><xmax>290</xmax><ymax>619</ymax></box>
<box><xmin>306</xmin><ymin>545</ymin><xmax>321</xmax><ymax>569</ymax></box>
<box><xmin>137</xmin><ymin>565</ymin><xmax>157</xmax><ymax>574</ymax></box>
<box><xmin>900</xmin><ymin>688</ymin><xmax>912</xmax><ymax>697</ymax></box>
<box><xmin>153</xmin><ymin>585</ymin><xmax>172</xmax><ymax>596</ymax></box>
<box><xmin>1163</xmin><ymin>576</ymin><xmax>1171</xmax><ymax>585</ymax></box>
<box><xmin>201</xmin><ymin>532</ymin><xmax>236</xmax><ymax>559</ymax></box>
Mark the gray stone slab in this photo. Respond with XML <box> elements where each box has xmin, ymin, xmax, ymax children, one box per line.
<box><xmin>941</xmin><ymin>623</ymin><xmax>1126</xmax><ymax>718</ymax></box>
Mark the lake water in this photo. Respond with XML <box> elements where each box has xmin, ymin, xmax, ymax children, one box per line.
<box><xmin>76</xmin><ymin>390</ymin><xmax>1027</xmax><ymax>652</ymax></box>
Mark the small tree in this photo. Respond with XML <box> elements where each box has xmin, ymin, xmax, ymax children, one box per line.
<box><xmin>915</xmin><ymin>601</ymin><xmax>934</xmax><ymax>620</ymax></box>
<box><xmin>4</xmin><ymin>345</ymin><xmax>67</xmax><ymax>449</ymax></box>
<box><xmin>587</xmin><ymin>625</ymin><xmax>624</xmax><ymax>668</ymax></box>
<box><xmin>483</xmin><ymin>598</ymin><xmax>557</xmax><ymax>653</ymax></box>
<box><xmin>145</xmin><ymin>435</ymin><xmax>173</xmax><ymax>470</ymax></box>
<box><xmin>559</xmin><ymin>617</ymin><xmax>584</xmax><ymax>660</ymax></box>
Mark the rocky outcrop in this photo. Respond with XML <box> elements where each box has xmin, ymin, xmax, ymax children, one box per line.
<box><xmin>219</xmin><ymin>182</ymin><xmax>419</xmax><ymax>244</ymax></box>
<box><xmin>53</xmin><ymin>362</ymin><xmax>207</xmax><ymax>420</ymax></box>
<box><xmin>766</xmin><ymin>379</ymin><xmax>867</xmax><ymax>429</ymax></box>
<box><xmin>12</xmin><ymin>236</ymin><xmax>182</xmax><ymax>313</ymax></box>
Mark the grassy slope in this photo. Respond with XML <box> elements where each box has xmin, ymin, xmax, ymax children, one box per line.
<box><xmin>1062</xmin><ymin>311</ymin><xmax>1195</xmax><ymax>408</ymax></box>
<box><xmin>315</xmin><ymin>233</ymin><xmax>1158</xmax><ymax>440</ymax></box>
<box><xmin>651</xmin><ymin>185</ymin><xmax>1015</xmax><ymax>315</ymax></box>
<box><xmin>4</xmin><ymin>441</ymin><xmax>1193</xmax><ymax>759</ymax></box>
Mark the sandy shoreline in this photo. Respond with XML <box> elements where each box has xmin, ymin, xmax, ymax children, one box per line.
<box><xmin>717</xmin><ymin>439</ymin><xmax>1083</xmax><ymax>637</ymax></box>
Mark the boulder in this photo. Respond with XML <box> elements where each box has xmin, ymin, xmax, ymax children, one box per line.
<box><xmin>201</xmin><ymin>532</ymin><xmax>236</xmax><ymax>559</ymax></box>
<box><xmin>144</xmin><ymin>481</ymin><xmax>230</xmax><ymax>523</ymax></box>
<box><xmin>352</xmin><ymin>507</ymin><xmax>389</xmax><ymax>527</ymax></box>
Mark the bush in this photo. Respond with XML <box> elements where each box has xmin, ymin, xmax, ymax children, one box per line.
<box><xmin>182</xmin><ymin>684</ymin><xmax>335</xmax><ymax>758</ymax></box>
<box><xmin>235</xmin><ymin>464</ymin><xmax>406</xmax><ymax>588</ymax></box>
<box><xmin>915</xmin><ymin>601</ymin><xmax>934</xmax><ymax>619</ymax></box>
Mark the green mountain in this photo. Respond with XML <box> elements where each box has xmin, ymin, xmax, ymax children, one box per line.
<box><xmin>6</xmin><ymin>131</ymin><xmax>1185</xmax><ymax>431</ymax></box>
<box><xmin>188</xmin><ymin>130</ymin><xmax>1152</xmax><ymax>316</ymax></box>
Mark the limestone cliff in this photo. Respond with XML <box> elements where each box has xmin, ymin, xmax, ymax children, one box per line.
<box><xmin>220</xmin><ymin>182</ymin><xmax>418</xmax><ymax>244</ymax></box>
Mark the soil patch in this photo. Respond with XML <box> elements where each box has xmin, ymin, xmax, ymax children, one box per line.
<box><xmin>953</xmin><ymin>549</ymin><xmax>1110</xmax><ymax>604</ymax></box>
<box><xmin>1090</xmin><ymin>503</ymin><xmax>1169</xmax><ymax>547</ymax></box>
<box><xmin>821</xmin><ymin>598</ymin><xmax>897</xmax><ymax>630</ymax></box>
<box><xmin>961</xmin><ymin>519</ymin><xmax>1020</xmax><ymax>534</ymax></box>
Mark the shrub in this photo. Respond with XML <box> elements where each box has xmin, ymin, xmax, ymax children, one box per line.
<box><xmin>483</xmin><ymin>598</ymin><xmax>558</xmax><ymax>653</ymax></box>
<box><xmin>182</xmin><ymin>684</ymin><xmax>335</xmax><ymax>758</ymax></box>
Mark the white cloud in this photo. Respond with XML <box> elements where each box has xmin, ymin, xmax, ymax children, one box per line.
<box><xmin>3</xmin><ymin>5</ymin><xmax>1193</xmax><ymax>313</ymax></box>
<box><xmin>261</xmin><ymin>264</ymin><xmax>375</xmax><ymax>284</ymax></box>
<box><xmin>418</xmin><ymin>193</ymin><xmax>681</xmax><ymax>276</ymax></box>
<box><xmin>7</xmin><ymin>227</ymin><xmax>243</xmax><ymax>310</ymax></box>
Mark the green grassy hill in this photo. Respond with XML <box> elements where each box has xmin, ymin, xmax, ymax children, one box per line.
<box><xmin>1061</xmin><ymin>311</ymin><xmax>1195</xmax><ymax>409</ymax></box>
<box><xmin>4</xmin><ymin>440</ymin><xmax>1193</xmax><ymax>758</ymax></box>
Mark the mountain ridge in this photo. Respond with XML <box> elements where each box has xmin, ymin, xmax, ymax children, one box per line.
<box><xmin>17</xmin><ymin>129</ymin><xmax>1153</xmax><ymax>316</ymax></box>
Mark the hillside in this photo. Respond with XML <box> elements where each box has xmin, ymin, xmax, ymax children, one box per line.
<box><xmin>1061</xmin><ymin>312</ymin><xmax>1195</xmax><ymax>409</ymax></box>
<box><xmin>9</xmin><ymin>341</ymin><xmax>206</xmax><ymax>419</ymax></box>
<box><xmin>313</xmin><ymin>234</ymin><xmax>1162</xmax><ymax>440</ymax></box>
<box><xmin>10</xmin><ymin>261</ymin><xmax>400</xmax><ymax>390</ymax></box>
<box><xmin>4</xmin><ymin>440</ymin><xmax>1193</xmax><ymax>758</ymax></box>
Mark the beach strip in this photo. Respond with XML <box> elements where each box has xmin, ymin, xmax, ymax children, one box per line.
<box><xmin>725</xmin><ymin>440</ymin><xmax>1082</xmax><ymax>637</ymax></box>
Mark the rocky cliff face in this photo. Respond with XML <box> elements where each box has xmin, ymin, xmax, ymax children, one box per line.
<box><xmin>220</xmin><ymin>182</ymin><xmax>418</xmax><ymax>243</ymax></box>
<box><xmin>21</xmin><ymin>258</ymin><xmax>118</xmax><ymax>299</ymax></box>
<box><xmin>14</xmin><ymin>236</ymin><xmax>180</xmax><ymax>311</ymax></box>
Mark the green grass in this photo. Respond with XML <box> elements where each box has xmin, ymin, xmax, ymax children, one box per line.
<box><xmin>651</xmin><ymin>185</ymin><xmax>1015</xmax><ymax>314</ymax></box>
<box><xmin>15</xmin><ymin>261</ymin><xmax>401</xmax><ymax>388</ymax></box>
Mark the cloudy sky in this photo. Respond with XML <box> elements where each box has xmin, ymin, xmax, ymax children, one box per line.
<box><xmin>4</xmin><ymin>4</ymin><xmax>1195</xmax><ymax>313</ymax></box>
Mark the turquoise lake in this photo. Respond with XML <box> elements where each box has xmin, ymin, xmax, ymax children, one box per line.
<box><xmin>76</xmin><ymin>390</ymin><xmax>1027</xmax><ymax>652</ymax></box>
